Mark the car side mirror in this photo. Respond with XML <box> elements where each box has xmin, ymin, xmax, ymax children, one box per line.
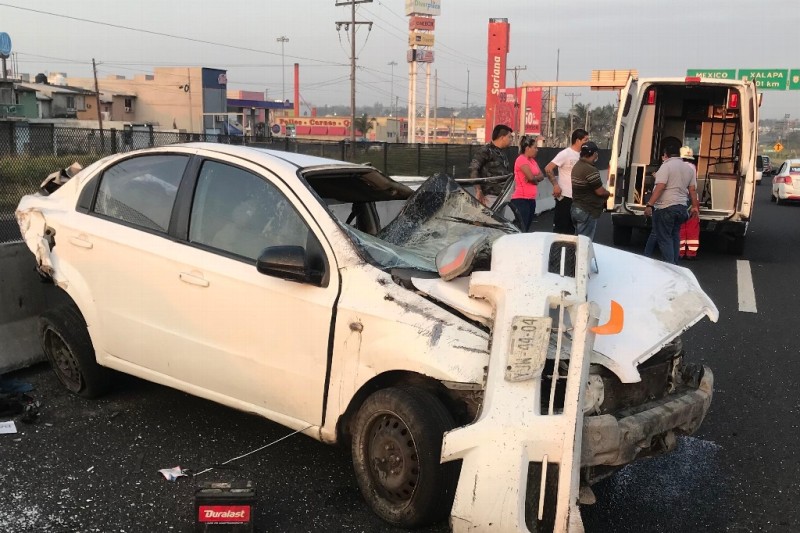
<box><xmin>257</xmin><ymin>246</ymin><xmax>323</xmax><ymax>286</ymax></box>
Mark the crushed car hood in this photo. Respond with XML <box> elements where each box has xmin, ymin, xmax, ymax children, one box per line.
<box><xmin>355</xmin><ymin>173</ymin><xmax>718</xmax><ymax>384</ymax></box>
<box><xmin>411</xmin><ymin>242</ymin><xmax>718</xmax><ymax>383</ymax></box>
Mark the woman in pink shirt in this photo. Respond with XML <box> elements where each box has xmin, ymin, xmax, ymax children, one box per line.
<box><xmin>511</xmin><ymin>136</ymin><xmax>544</xmax><ymax>232</ymax></box>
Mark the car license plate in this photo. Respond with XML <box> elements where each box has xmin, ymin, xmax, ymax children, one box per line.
<box><xmin>505</xmin><ymin>316</ymin><xmax>551</xmax><ymax>382</ymax></box>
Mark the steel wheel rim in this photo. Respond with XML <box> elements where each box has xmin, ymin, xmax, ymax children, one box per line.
<box><xmin>44</xmin><ymin>328</ymin><xmax>83</xmax><ymax>393</ymax></box>
<box><xmin>366</xmin><ymin>411</ymin><xmax>419</xmax><ymax>505</ymax></box>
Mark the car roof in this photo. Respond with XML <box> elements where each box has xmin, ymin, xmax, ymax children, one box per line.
<box><xmin>638</xmin><ymin>77</ymin><xmax>752</xmax><ymax>87</ymax></box>
<box><xmin>170</xmin><ymin>142</ymin><xmax>371</xmax><ymax>172</ymax></box>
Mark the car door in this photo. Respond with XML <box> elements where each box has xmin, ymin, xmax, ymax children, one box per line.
<box><xmin>62</xmin><ymin>153</ymin><xmax>192</xmax><ymax>367</ymax></box>
<box><xmin>739</xmin><ymin>81</ymin><xmax>759</xmax><ymax>219</ymax></box>
<box><xmin>155</xmin><ymin>156</ymin><xmax>340</xmax><ymax>426</ymax></box>
<box><xmin>607</xmin><ymin>75</ymin><xmax>638</xmax><ymax>209</ymax></box>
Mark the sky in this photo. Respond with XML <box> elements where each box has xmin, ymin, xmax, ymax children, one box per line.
<box><xmin>1</xmin><ymin>0</ymin><xmax>798</xmax><ymax>119</ymax></box>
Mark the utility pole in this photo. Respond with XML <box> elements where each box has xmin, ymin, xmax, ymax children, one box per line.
<box><xmin>585</xmin><ymin>102</ymin><xmax>591</xmax><ymax>131</ymax></box>
<box><xmin>433</xmin><ymin>69</ymin><xmax>438</xmax><ymax>144</ymax></box>
<box><xmin>465</xmin><ymin>68</ymin><xmax>469</xmax><ymax>143</ymax></box>
<box><xmin>276</xmin><ymin>36</ymin><xmax>289</xmax><ymax>102</ymax></box>
<box><xmin>388</xmin><ymin>60</ymin><xmax>397</xmax><ymax>117</ymax></box>
<box><xmin>565</xmin><ymin>92</ymin><xmax>581</xmax><ymax>135</ymax></box>
<box><xmin>507</xmin><ymin>65</ymin><xmax>527</xmax><ymax>137</ymax></box>
<box><xmin>388</xmin><ymin>60</ymin><xmax>397</xmax><ymax>141</ymax></box>
<box><xmin>92</xmin><ymin>58</ymin><xmax>105</xmax><ymax>152</ymax></box>
<box><xmin>424</xmin><ymin>63</ymin><xmax>431</xmax><ymax>144</ymax></box>
<box><xmin>552</xmin><ymin>48</ymin><xmax>560</xmax><ymax>144</ymax></box>
<box><xmin>336</xmin><ymin>0</ymin><xmax>372</xmax><ymax>147</ymax></box>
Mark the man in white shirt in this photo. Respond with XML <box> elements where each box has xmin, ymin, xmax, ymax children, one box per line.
<box><xmin>545</xmin><ymin>128</ymin><xmax>589</xmax><ymax>234</ymax></box>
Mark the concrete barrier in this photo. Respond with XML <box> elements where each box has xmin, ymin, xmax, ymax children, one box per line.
<box><xmin>0</xmin><ymin>242</ymin><xmax>64</xmax><ymax>373</ymax></box>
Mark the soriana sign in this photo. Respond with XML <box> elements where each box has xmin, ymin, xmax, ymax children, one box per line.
<box><xmin>405</xmin><ymin>0</ymin><xmax>441</xmax><ymax>16</ymax></box>
<box><xmin>409</xmin><ymin>16</ymin><xmax>435</xmax><ymax>31</ymax></box>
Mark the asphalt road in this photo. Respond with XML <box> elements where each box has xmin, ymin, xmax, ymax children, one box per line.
<box><xmin>1</xmin><ymin>183</ymin><xmax>799</xmax><ymax>533</ymax></box>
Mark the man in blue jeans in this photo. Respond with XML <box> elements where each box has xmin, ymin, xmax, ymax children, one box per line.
<box><xmin>570</xmin><ymin>141</ymin><xmax>610</xmax><ymax>240</ymax></box>
<box><xmin>643</xmin><ymin>139</ymin><xmax>699</xmax><ymax>264</ymax></box>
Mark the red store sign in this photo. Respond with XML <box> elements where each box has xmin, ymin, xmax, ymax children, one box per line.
<box><xmin>409</xmin><ymin>16</ymin><xmax>435</xmax><ymax>31</ymax></box>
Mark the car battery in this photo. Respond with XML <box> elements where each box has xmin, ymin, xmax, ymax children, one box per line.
<box><xmin>194</xmin><ymin>480</ymin><xmax>256</xmax><ymax>532</ymax></box>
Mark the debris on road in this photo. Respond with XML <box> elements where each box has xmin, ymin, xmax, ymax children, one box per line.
<box><xmin>0</xmin><ymin>420</ymin><xmax>17</xmax><ymax>434</ymax></box>
<box><xmin>158</xmin><ymin>466</ymin><xmax>188</xmax><ymax>482</ymax></box>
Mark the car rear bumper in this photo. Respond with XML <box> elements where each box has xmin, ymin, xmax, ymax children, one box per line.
<box><xmin>581</xmin><ymin>364</ymin><xmax>713</xmax><ymax>467</ymax></box>
<box><xmin>612</xmin><ymin>212</ymin><xmax>747</xmax><ymax>236</ymax></box>
<box><xmin>776</xmin><ymin>186</ymin><xmax>800</xmax><ymax>200</ymax></box>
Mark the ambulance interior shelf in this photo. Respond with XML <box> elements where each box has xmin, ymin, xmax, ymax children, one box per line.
<box><xmin>630</xmin><ymin>105</ymin><xmax>741</xmax><ymax>212</ymax></box>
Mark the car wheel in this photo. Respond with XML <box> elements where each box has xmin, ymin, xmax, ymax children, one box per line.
<box><xmin>39</xmin><ymin>304</ymin><xmax>114</xmax><ymax>398</ymax></box>
<box><xmin>351</xmin><ymin>387</ymin><xmax>458</xmax><ymax>528</ymax></box>
<box><xmin>777</xmin><ymin>197</ymin><xmax>784</xmax><ymax>206</ymax></box>
<box><xmin>612</xmin><ymin>224</ymin><xmax>633</xmax><ymax>246</ymax></box>
<box><xmin>771</xmin><ymin>192</ymin><xmax>776</xmax><ymax>202</ymax></box>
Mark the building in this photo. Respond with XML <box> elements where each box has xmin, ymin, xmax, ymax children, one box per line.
<box><xmin>65</xmin><ymin>67</ymin><xmax>229</xmax><ymax>133</ymax></box>
<box><xmin>13</xmin><ymin>81</ymin><xmax>94</xmax><ymax>119</ymax></box>
<box><xmin>226</xmin><ymin>90</ymin><xmax>293</xmax><ymax>137</ymax></box>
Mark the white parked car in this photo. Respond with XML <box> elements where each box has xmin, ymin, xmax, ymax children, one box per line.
<box><xmin>16</xmin><ymin>144</ymin><xmax>717</xmax><ymax>530</ymax></box>
<box><xmin>771</xmin><ymin>159</ymin><xmax>800</xmax><ymax>205</ymax></box>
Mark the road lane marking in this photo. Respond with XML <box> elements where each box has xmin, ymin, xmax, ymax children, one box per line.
<box><xmin>736</xmin><ymin>260</ymin><xmax>757</xmax><ymax>313</ymax></box>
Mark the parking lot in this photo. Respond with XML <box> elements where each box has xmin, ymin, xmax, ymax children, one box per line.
<box><xmin>1</xmin><ymin>183</ymin><xmax>799</xmax><ymax>533</ymax></box>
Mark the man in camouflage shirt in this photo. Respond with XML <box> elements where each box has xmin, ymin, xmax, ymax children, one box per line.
<box><xmin>469</xmin><ymin>124</ymin><xmax>513</xmax><ymax>207</ymax></box>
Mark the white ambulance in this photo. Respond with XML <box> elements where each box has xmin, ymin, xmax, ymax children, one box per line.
<box><xmin>607</xmin><ymin>76</ymin><xmax>759</xmax><ymax>254</ymax></box>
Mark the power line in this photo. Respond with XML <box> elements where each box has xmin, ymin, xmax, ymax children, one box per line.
<box><xmin>335</xmin><ymin>0</ymin><xmax>373</xmax><ymax>144</ymax></box>
<box><xmin>372</xmin><ymin>0</ymin><xmax>487</xmax><ymax>66</ymax></box>
<box><xmin>362</xmin><ymin>5</ymin><xmax>487</xmax><ymax>69</ymax></box>
<box><xmin>0</xmin><ymin>3</ymin><xmax>348</xmax><ymax>67</ymax></box>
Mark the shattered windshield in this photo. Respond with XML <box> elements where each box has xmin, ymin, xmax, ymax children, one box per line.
<box><xmin>342</xmin><ymin>173</ymin><xmax>519</xmax><ymax>272</ymax></box>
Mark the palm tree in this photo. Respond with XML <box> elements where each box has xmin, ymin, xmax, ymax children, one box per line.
<box><xmin>353</xmin><ymin>113</ymin><xmax>375</xmax><ymax>139</ymax></box>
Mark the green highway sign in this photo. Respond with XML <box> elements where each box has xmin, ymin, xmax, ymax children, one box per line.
<box><xmin>790</xmin><ymin>69</ymin><xmax>800</xmax><ymax>91</ymax></box>
<box><xmin>738</xmin><ymin>69</ymin><xmax>788</xmax><ymax>90</ymax></box>
<box><xmin>687</xmin><ymin>69</ymin><xmax>736</xmax><ymax>80</ymax></box>
<box><xmin>686</xmin><ymin>68</ymin><xmax>800</xmax><ymax>90</ymax></box>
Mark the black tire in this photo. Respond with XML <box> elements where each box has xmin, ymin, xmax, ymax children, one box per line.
<box><xmin>612</xmin><ymin>224</ymin><xmax>633</xmax><ymax>246</ymax></box>
<box><xmin>351</xmin><ymin>387</ymin><xmax>458</xmax><ymax>528</ymax></box>
<box><xmin>727</xmin><ymin>236</ymin><xmax>745</xmax><ymax>255</ymax></box>
<box><xmin>777</xmin><ymin>197</ymin><xmax>785</xmax><ymax>206</ymax></box>
<box><xmin>39</xmin><ymin>304</ymin><xmax>114</xmax><ymax>398</ymax></box>
<box><xmin>770</xmin><ymin>192</ymin><xmax>776</xmax><ymax>202</ymax></box>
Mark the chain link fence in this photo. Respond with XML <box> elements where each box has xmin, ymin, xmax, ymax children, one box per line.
<box><xmin>0</xmin><ymin>122</ymin><xmax>609</xmax><ymax>244</ymax></box>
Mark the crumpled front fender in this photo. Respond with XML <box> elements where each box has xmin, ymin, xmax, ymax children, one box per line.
<box><xmin>587</xmin><ymin>244</ymin><xmax>719</xmax><ymax>382</ymax></box>
<box><xmin>15</xmin><ymin>203</ymin><xmax>56</xmax><ymax>279</ymax></box>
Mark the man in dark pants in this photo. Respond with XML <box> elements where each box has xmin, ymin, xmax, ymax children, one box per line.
<box><xmin>570</xmin><ymin>141</ymin><xmax>610</xmax><ymax>240</ymax></box>
<box><xmin>643</xmin><ymin>138</ymin><xmax>700</xmax><ymax>264</ymax></box>
<box><xmin>470</xmin><ymin>124</ymin><xmax>513</xmax><ymax>207</ymax></box>
<box><xmin>545</xmin><ymin>128</ymin><xmax>589</xmax><ymax>234</ymax></box>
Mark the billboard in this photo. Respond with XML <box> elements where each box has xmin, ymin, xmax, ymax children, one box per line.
<box><xmin>493</xmin><ymin>88</ymin><xmax>542</xmax><ymax>136</ymax></box>
<box><xmin>409</xmin><ymin>16</ymin><xmax>435</xmax><ymax>31</ymax></box>
<box><xmin>407</xmin><ymin>49</ymin><xmax>435</xmax><ymax>63</ymax></box>
<box><xmin>409</xmin><ymin>32</ymin><xmax>435</xmax><ymax>47</ymax></box>
<box><xmin>484</xmin><ymin>18</ymin><xmax>510</xmax><ymax>142</ymax></box>
<box><xmin>405</xmin><ymin>0</ymin><xmax>441</xmax><ymax>16</ymax></box>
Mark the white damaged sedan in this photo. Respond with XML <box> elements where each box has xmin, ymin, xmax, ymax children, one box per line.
<box><xmin>17</xmin><ymin>144</ymin><xmax>717</xmax><ymax>532</ymax></box>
